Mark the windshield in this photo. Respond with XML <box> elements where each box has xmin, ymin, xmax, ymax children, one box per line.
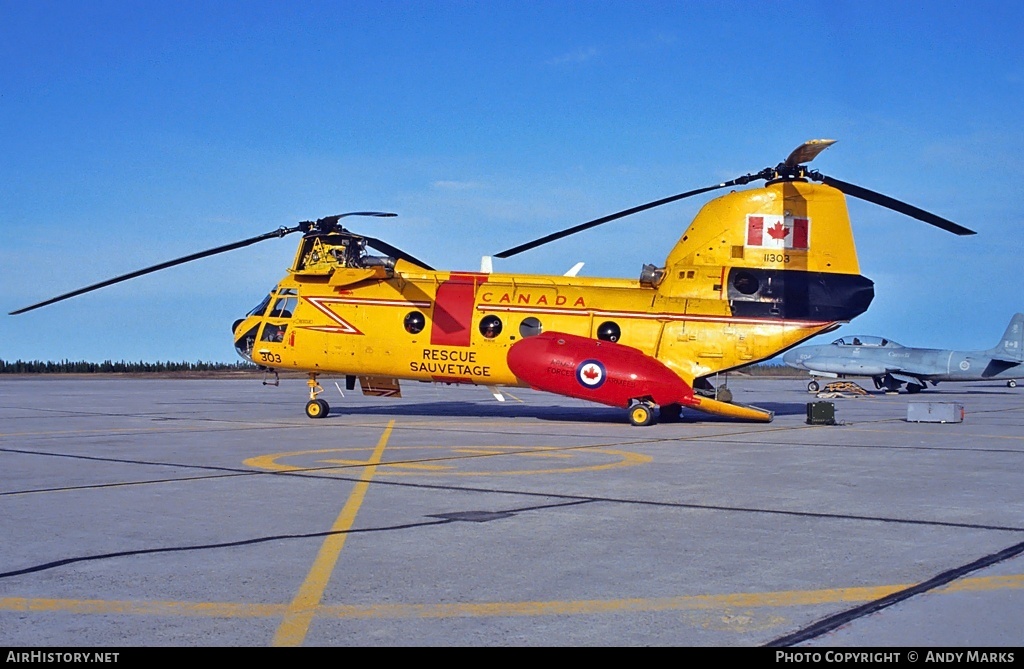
<box><xmin>246</xmin><ymin>293</ymin><xmax>273</xmax><ymax>317</ymax></box>
<box><xmin>830</xmin><ymin>335</ymin><xmax>901</xmax><ymax>347</ymax></box>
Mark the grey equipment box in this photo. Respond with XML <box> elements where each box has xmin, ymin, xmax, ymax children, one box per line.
<box><xmin>806</xmin><ymin>401</ymin><xmax>836</xmax><ymax>425</ymax></box>
<box><xmin>906</xmin><ymin>402</ymin><xmax>965</xmax><ymax>423</ymax></box>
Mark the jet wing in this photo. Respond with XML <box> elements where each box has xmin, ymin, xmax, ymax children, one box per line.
<box><xmin>889</xmin><ymin>372</ymin><xmax>929</xmax><ymax>387</ymax></box>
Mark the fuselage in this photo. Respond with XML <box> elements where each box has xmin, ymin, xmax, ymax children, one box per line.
<box><xmin>231</xmin><ymin>180</ymin><xmax>877</xmax><ymax>418</ymax></box>
<box><xmin>232</xmin><ymin>267</ymin><xmax>850</xmax><ymax>387</ymax></box>
<box><xmin>784</xmin><ymin>341</ymin><xmax>1021</xmax><ymax>382</ymax></box>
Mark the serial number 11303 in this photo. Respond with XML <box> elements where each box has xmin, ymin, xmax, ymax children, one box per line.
<box><xmin>764</xmin><ymin>253</ymin><xmax>790</xmax><ymax>263</ymax></box>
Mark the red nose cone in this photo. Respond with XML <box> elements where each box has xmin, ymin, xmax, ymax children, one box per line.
<box><xmin>507</xmin><ymin>332</ymin><xmax>693</xmax><ymax>409</ymax></box>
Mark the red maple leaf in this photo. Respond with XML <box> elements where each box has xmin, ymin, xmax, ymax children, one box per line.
<box><xmin>767</xmin><ymin>222</ymin><xmax>790</xmax><ymax>240</ymax></box>
<box><xmin>583</xmin><ymin>366</ymin><xmax>600</xmax><ymax>380</ymax></box>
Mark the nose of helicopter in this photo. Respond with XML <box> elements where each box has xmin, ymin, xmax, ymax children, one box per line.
<box><xmin>232</xmin><ymin>318</ymin><xmax>257</xmax><ymax>362</ymax></box>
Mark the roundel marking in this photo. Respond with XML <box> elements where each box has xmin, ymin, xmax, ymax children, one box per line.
<box><xmin>576</xmin><ymin>359</ymin><xmax>606</xmax><ymax>389</ymax></box>
<box><xmin>960</xmin><ymin>360</ymin><xmax>970</xmax><ymax>371</ymax></box>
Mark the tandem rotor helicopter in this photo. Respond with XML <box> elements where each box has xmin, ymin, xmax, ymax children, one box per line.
<box><xmin>10</xmin><ymin>140</ymin><xmax>975</xmax><ymax>425</ymax></box>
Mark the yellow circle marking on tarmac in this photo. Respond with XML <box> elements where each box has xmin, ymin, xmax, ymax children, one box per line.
<box><xmin>244</xmin><ymin>445</ymin><xmax>652</xmax><ymax>477</ymax></box>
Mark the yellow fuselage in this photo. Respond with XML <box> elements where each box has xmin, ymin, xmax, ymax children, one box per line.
<box><xmin>233</xmin><ymin>181</ymin><xmax>870</xmax><ymax>391</ymax></box>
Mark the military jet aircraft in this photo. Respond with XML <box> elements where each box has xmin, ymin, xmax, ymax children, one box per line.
<box><xmin>782</xmin><ymin>313</ymin><xmax>1024</xmax><ymax>393</ymax></box>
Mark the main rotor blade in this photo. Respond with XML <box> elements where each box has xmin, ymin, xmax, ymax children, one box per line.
<box><xmin>817</xmin><ymin>175</ymin><xmax>976</xmax><ymax>236</ymax></box>
<box><xmin>784</xmin><ymin>139</ymin><xmax>836</xmax><ymax>168</ymax></box>
<box><xmin>494</xmin><ymin>178</ymin><xmax>761</xmax><ymax>259</ymax></box>
<box><xmin>9</xmin><ymin>226</ymin><xmax>301</xmax><ymax>315</ymax></box>
<box><xmin>318</xmin><ymin>211</ymin><xmax>397</xmax><ymax>227</ymax></box>
<box><xmin>364</xmin><ymin>236</ymin><xmax>435</xmax><ymax>271</ymax></box>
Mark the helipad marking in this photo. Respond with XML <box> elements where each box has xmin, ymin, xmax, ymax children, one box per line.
<box><xmin>244</xmin><ymin>444</ymin><xmax>651</xmax><ymax>477</ymax></box>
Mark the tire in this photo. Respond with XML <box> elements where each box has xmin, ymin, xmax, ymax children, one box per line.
<box><xmin>628</xmin><ymin>403</ymin><xmax>655</xmax><ymax>427</ymax></box>
<box><xmin>1009</xmin><ymin>380</ymin><xmax>1017</xmax><ymax>388</ymax></box>
<box><xmin>717</xmin><ymin>387</ymin><xmax>733</xmax><ymax>403</ymax></box>
<box><xmin>808</xmin><ymin>381</ymin><xmax>820</xmax><ymax>392</ymax></box>
<box><xmin>305</xmin><ymin>399</ymin><xmax>327</xmax><ymax>419</ymax></box>
<box><xmin>906</xmin><ymin>384</ymin><xmax>923</xmax><ymax>394</ymax></box>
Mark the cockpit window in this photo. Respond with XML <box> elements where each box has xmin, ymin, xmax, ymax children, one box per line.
<box><xmin>831</xmin><ymin>336</ymin><xmax>899</xmax><ymax>347</ymax></box>
<box><xmin>270</xmin><ymin>296</ymin><xmax>298</xmax><ymax>318</ymax></box>
<box><xmin>247</xmin><ymin>294</ymin><xmax>272</xmax><ymax>317</ymax></box>
<box><xmin>261</xmin><ymin>323</ymin><xmax>288</xmax><ymax>342</ymax></box>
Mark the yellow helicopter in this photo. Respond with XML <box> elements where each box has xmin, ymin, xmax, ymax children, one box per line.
<box><xmin>10</xmin><ymin>140</ymin><xmax>975</xmax><ymax>425</ymax></box>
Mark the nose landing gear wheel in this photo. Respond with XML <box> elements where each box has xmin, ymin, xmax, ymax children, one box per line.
<box><xmin>628</xmin><ymin>402</ymin><xmax>656</xmax><ymax>427</ymax></box>
<box><xmin>1009</xmin><ymin>380</ymin><xmax>1018</xmax><ymax>388</ymax></box>
<box><xmin>305</xmin><ymin>399</ymin><xmax>330</xmax><ymax>419</ymax></box>
<box><xmin>808</xmin><ymin>380</ymin><xmax>820</xmax><ymax>392</ymax></box>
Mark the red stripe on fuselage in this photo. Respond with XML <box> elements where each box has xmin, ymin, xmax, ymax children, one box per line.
<box><xmin>430</xmin><ymin>272</ymin><xmax>488</xmax><ymax>347</ymax></box>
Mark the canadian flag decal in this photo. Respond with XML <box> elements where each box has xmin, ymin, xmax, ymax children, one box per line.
<box><xmin>746</xmin><ymin>215</ymin><xmax>810</xmax><ymax>250</ymax></box>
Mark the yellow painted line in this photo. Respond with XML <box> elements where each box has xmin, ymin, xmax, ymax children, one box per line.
<box><xmin>939</xmin><ymin>574</ymin><xmax>1024</xmax><ymax>593</ymax></box>
<box><xmin>3</xmin><ymin>574</ymin><xmax>1022</xmax><ymax>621</ymax></box>
<box><xmin>452</xmin><ymin>447</ymin><xmax>572</xmax><ymax>459</ymax></box>
<box><xmin>271</xmin><ymin>420</ymin><xmax>394</xmax><ymax>647</ymax></box>
<box><xmin>0</xmin><ymin>597</ymin><xmax>284</xmax><ymax>617</ymax></box>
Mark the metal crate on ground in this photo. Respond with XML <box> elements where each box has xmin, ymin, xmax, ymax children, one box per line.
<box><xmin>806</xmin><ymin>401</ymin><xmax>837</xmax><ymax>425</ymax></box>
<box><xmin>906</xmin><ymin>402</ymin><xmax>965</xmax><ymax>423</ymax></box>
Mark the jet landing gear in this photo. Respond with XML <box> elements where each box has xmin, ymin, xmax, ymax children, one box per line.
<box><xmin>305</xmin><ymin>373</ymin><xmax>330</xmax><ymax>419</ymax></box>
<box><xmin>874</xmin><ymin>374</ymin><xmax>902</xmax><ymax>394</ymax></box>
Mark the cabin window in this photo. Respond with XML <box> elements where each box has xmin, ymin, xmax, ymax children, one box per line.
<box><xmin>480</xmin><ymin>315</ymin><xmax>503</xmax><ymax>339</ymax></box>
<box><xmin>404</xmin><ymin>311</ymin><xmax>426</xmax><ymax>334</ymax></box>
<box><xmin>597</xmin><ymin>321</ymin><xmax>621</xmax><ymax>343</ymax></box>
<box><xmin>519</xmin><ymin>317</ymin><xmax>542</xmax><ymax>338</ymax></box>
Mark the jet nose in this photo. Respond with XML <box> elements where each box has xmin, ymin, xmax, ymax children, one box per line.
<box><xmin>782</xmin><ymin>349</ymin><xmax>805</xmax><ymax>368</ymax></box>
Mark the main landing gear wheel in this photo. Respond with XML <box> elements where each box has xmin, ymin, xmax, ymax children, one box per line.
<box><xmin>628</xmin><ymin>402</ymin><xmax>656</xmax><ymax>427</ymax></box>
<box><xmin>906</xmin><ymin>384</ymin><xmax>923</xmax><ymax>394</ymax></box>
<box><xmin>305</xmin><ymin>399</ymin><xmax>330</xmax><ymax>419</ymax></box>
<box><xmin>808</xmin><ymin>380</ymin><xmax>820</xmax><ymax>392</ymax></box>
<box><xmin>1009</xmin><ymin>380</ymin><xmax>1018</xmax><ymax>388</ymax></box>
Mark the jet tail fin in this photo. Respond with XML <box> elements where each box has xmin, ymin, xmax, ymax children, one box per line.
<box><xmin>989</xmin><ymin>313</ymin><xmax>1024</xmax><ymax>362</ymax></box>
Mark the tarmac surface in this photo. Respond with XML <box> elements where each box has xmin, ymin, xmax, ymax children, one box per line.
<box><xmin>1</xmin><ymin>374</ymin><xmax>1022</xmax><ymax>647</ymax></box>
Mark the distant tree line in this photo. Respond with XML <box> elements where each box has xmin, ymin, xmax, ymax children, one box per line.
<box><xmin>740</xmin><ymin>362</ymin><xmax>800</xmax><ymax>376</ymax></box>
<box><xmin>0</xmin><ymin>359</ymin><xmax>258</xmax><ymax>374</ymax></box>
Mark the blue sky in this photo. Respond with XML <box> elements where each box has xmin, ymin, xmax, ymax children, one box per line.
<box><xmin>2</xmin><ymin>1</ymin><xmax>1022</xmax><ymax>363</ymax></box>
